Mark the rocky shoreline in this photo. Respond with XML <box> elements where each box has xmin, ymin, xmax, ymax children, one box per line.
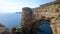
<box><xmin>0</xmin><ymin>24</ymin><xmax>20</xmax><ymax>34</ymax></box>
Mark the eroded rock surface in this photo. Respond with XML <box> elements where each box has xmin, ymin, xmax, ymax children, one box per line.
<box><xmin>20</xmin><ymin>0</ymin><xmax>60</xmax><ymax>34</ymax></box>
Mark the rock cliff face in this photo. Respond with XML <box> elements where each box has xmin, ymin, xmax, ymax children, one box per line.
<box><xmin>0</xmin><ymin>24</ymin><xmax>9</xmax><ymax>34</ymax></box>
<box><xmin>32</xmin><ymin>0</ymin><xmax>60</xmax><ymax>34</ymax></box>
<box><xmin>21</xmin><ymin>0</ymin><xmax>60</xmax><ymax>34</ymax></box>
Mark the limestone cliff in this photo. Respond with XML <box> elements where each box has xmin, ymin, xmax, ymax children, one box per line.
<box><xmin>20</xmin><ymin>0</ymin><xmax>60</xmax><ymax>34</ymax></box>
<box><xmin>32</xmin><ymin>0</ymin><xmax>60</xmax><ymax>34</ymax></box>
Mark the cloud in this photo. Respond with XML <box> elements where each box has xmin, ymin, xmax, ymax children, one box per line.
<box><xmin>0</xmin><ymin>0</ymin><xmax>21</xmax><ymax>13</ymax></box>
<box><xmin>0</xmin><ymin>0</ymin><xmax>55</xmax><ymax>13</ymax></box>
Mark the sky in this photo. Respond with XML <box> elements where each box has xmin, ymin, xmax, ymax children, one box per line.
<box><xmin>0</xmin><ymin>0</ymin><xmax>55</xmax><ymax>13</ymax></box>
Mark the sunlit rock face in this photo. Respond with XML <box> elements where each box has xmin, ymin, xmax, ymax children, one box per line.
<box><xmin>21</xmin><ymin>0</ymin><xmax>60</xmax><ymax>34</ymax></box>
<box><xmin>32</xmin><ymin>1</ymin><xmax>60</xmax><ymax>19</ymax></box>
<box><xmin>56</xmin><ymin>0</ymin><xmax>60</xmax><ymax>1</ymax></box>
<box><xmin>32</xmin><ymin>0</ymin><xmax>60</xmax><ymax>34</ymax></box>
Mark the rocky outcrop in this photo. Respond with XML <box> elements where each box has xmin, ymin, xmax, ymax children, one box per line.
<box><xmin>32</xmin><ymin>0</ymin><xmax>60</xmax><ymax>34</ymax></box>
<box><xmin>21</xmin><ymin>0</ymin><xmax>60</xmax><ymax>34</ymax></box>
<box><xmin>0</xmin><ymin>24</ymin><xmax>11</xmax><ymax>34</ymax></box>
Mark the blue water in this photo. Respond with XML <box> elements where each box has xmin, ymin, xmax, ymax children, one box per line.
<box><xmin>0</xmin><ymin>13</ymin><xmax>21</xmax><ymax>29</ymax></box>
<box><xmin>37</xmin><ymin>24</ymin><xmax>53</xmax><ymax>34</ymax></box>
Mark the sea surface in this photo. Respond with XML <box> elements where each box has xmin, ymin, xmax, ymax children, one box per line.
<box><xmin>0</xmin><ymin>13</ymin><xmax>21</xmax><ymax>29</ymax></box>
